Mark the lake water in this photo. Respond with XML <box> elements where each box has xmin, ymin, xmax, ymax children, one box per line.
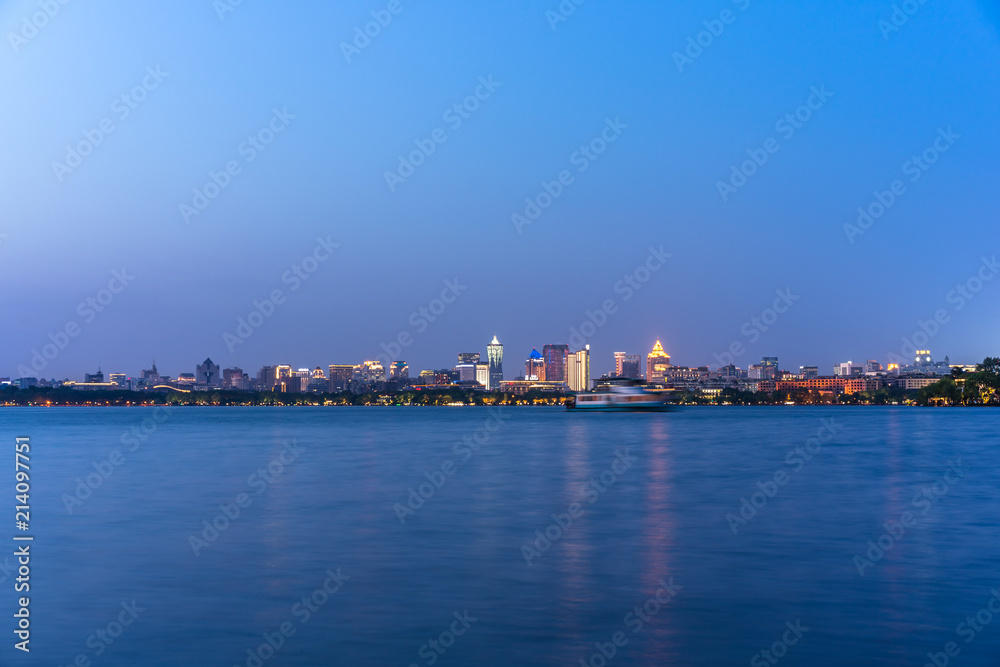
<box><xmin>1</xmin><ymin>406</ymin><xmax>998</xmax><ymax>666</ymax></box>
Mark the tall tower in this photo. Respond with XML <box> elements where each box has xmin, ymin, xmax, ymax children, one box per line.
<box><xmin>646</xmin><ymin>340</ymin><xmax>671</xmax><ymax>383</ymax></box>
<box><xmin>487</xmin><ymin>335</ymin><xmax>504</xmax><ymax>390</ymax></box>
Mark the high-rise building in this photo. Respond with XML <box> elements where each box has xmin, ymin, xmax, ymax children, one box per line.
<box><xmin>543</xmin><ymin>344</ymin><xmax>570</xmax><ymax>383</ymax></box>
<box><xmin>487</xmin><ymin>335</ymin><xmax>503</xmax><ymax>390</ymax></box>
<box><xmin>258</xmin><ymin>366</ymin><xmax>278</xmax><ymax>389</ymax></box>
<box><xmin>456</xmin><ymin>363</ymin><xmax>478</xmax><ymax>383</ymax></box>
<box><xmin>614</xmin><ymin>352</ymin><xmax>627</xmax><ymax>377</ymax></box>
<box><xmin>85</xmin><ymin>368</ymin><xmax>105</xmax><ymax>383</ymax></box>
<box><xmin>567</xmin><ymin>346</ymin><xmax>591</xmax><ymax>392</ymax></box>
<box><xmin>389</xmin><ymin>361</ymin><xmax>409</xmax><ymax>380</ymax></box>
<box><xmin>458</xmin><ymin>353</ymin><xmax>481</xmax><ymax>364</ymax></box>
<box><xmin>525</xmin><ymin>349</ymin><xmax>544</xmax><ymax>381</ymax></box>
<box><xmin>646</xmin><ymin>340</ymin><xmax>671</xmax><ymax>383</ymax></box>
<box><xmin>618</xmin><ymin>354</ymin><xmax>641</xmax><ymax>378</ymax></box>
<box><xmin>834</xmin><ymin>361</ymin><xmax>865</xmax><ymax>377</ymax></box>
<box><xmin>354</xmin><ymin>361</ymin><xmax>386</xmax><ymax>390</ymax></box>
<box><xmin>223</xmin><ymin>367</ymin><xmax>246</xmax><ymax>390</ymax></box>
<box><xmin>196</xmin><ymin>358</ymin><xmax>221</xmax><ymax>387</ymax></box>
<box><xmin>328</xmin><ymin>365</ymin><xmax>354</xmax><ymax>392</ymax></box>
<box><xmin>476</xmin><ymin>362</ymin><xmax>490</xmax><ymax>388</ymax></box>
<box><xmin>799</xmin><ymin>366</ymin><xmax>819</xmax><ymax>379</ymax></box>
<box><xmin>864</xmin><ymin>360</ymin><xmax>883</xmax><ymax>374</ymax></box>
<box><xmin>760</xmin><ymin>357</ymin><xmax>779</xmax><ymax>380</ymax></box>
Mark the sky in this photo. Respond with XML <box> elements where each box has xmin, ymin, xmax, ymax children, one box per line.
<box><xmin>2</xmin><ymin>0</ymin><xmax>999</xmax><ymax>380</ymax></box>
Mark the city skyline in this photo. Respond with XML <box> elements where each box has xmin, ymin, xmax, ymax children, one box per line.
<box><xmin>4</xmin><ymin>2</ymin><xmax>999</xmax><ymax>383</ymax></box>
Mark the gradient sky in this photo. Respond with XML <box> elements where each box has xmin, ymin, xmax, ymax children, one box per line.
<box><xmin>2</xmin><ymin>0</ymin><xmax>999</xmax><ymax>379</ymax></box>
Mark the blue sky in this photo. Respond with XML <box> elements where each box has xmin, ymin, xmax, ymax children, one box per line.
<box><xmin>2</xmin><ymin>0</ymin><xmax>999</xmax><ymax>379</ymax></box>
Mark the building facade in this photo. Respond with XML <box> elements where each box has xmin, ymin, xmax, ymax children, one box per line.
<box><xmin>487</xmin><ymin>335</ymin><xmax>503</xmax><ymax>390</ymax></box>
<box><xmin>646</xmin><ymin>340</ymin><xmax>671</xmax><ymax>384</ymax></box>
<box><xmin>543</xmin><ymin>344</ymin><xmax>570</xmax><ymax>383</ymax></box>
<box><xmin>567</xmin><ymin>346</ymin><xmax>591</xmax><ymax>392</ymax></box>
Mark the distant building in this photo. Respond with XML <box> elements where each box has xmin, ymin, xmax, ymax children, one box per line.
<box><xmin>543</xmin><ymin>344</ymin><xmax>570</xmax><ymax>383</ymax></box>
<box><xmin>328</xmin><ymin>365</ymin><xmax>354</xmax><ymax>392</ymax></box>
<box><xmin>354</xmin><ymin>361</ymin><xmax>385</xmax><ymax>391</ymax></box>
<box><xmin>761</xmin><ymin>357</ymin><xmax>779</xmax><ymax>380</ymax></box>
<box><xmin>475</xmin><ymin>363</ymin><xmax>490</xmax><ymax>388</ymax></box>
<box><xmin>799</xmin><ymin>366</ymin><xmax>819</xmax><ymax>379</ymax></box>
<box><xmin>141</xmin><ymin>361</ymin><xmax>161</xmax><ymax>386</ymax></box>
<box><xmin>614</xmin><ymin>352</ymin><xmax>641</xmax><ymax>378</ymax></box>
<box><xmin>223</xmin><ymin>367</ymin><xmax>246</xmax><ymax>390</ymax></box>
<box><xmin>389</xmin><ymin>361</ymin><xmax>409</xmax><ymax>380</ymax></box>
<box><xmin>458</xmin><ymin>353</ymin><xmax>481</xmax><ymax>364</ymax></box>
<box><xmin>456</xmin><ymin>363</ymin><xmax>478</xmax><ymax>384</ymax></box>
<box><xmin>500</xmin><ymin>380</ymin><xmax>570</xmax><ymax>395</ymax></box>
<box><xmin>646</xmin><ymin>340</ymin><xmax>671</xmax><ymax>383</ymax></box>
<box><xmin>865</xmin><ymin>360</ymin><xmax>883</xmax><ymax>374</ymax></box>
<box><xmin>177</xmin><ymin>373</ymin><xmax>196</xmax><ymax>387</ymax></box>
<box><xmin>109</xmin><ymin>373</ymin><xmax>128</xmax><ymax>388</ymax></box>
<box><xmin>487</xmin><ymin>336</ymin><xmax>504</xmax><ymax>390</ymax></box>
<box><xmin>258</xmin><ymin>366</ymin><xmax>278</xmax><ymax>390</ymax></box>
<box><xmin>834</xmin><ymin>362</ymin><xmax>864</xmax><ymax>377</ymax></box>
<box><xmin>525</xmin><ymin>349</ymin><xmax>544</xmax><ymax>381</ymax></box>
<box><xmin>196</xmin><ymin>358</ymin><xmax>221</xmax><ymax>388</ymax></box>
<box><xmin>567</xmin><ymin>346</ymin><xmax>591</xmax><ymax>392</ymax></box>
<box><xmin>85</xmin><ymin>368</ymin><xmax>105</xmax><ymax>383</ymax></box>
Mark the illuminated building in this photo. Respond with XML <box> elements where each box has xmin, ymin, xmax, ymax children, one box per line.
<box><xmin>476</xmin><ymin>362</ymin><xmax>489</xmax><ymax>387</ymax></box>
<box><xmin>177</xmin><ymin>373</ymin><xmax>196</xmax><ymax>387</ymax></box>
<box><xmin>834</xmin><ymin>362</ymin><xmax>864</xmax><ymax>377</ymax></box>
<box><xmin>354</xmin><ymin>361</ymin><xmax>386</xmax><ymax>390</ymax></box>
<box><xmin>760</xmin><ymin>357</ymin><xmax>779</xmax><ymax>380</ymax></box>
<box><xmin>456</xmin><ymin>363</ymin><xmax>478</xmax><ymax>383</ymax></box>
<box><xmin>328</xmin><ymin>365</ymin><xmax>354</xmax><ymax>392</ymax></box>
<box><xmin>915</xmin><ymin>350</ymin><xmax>933</xmax><ymax>365</ymax></box>
<box><xmin>390</xmin><ymin>361</ymin><xmax>409</xmax><ymax>380</ymax></box>
<box><xmin>646</xmin><ymin>340</ymin><xmax>671</xmax><ymax>383</ymax></box>
<box><xmin>525</xmin><ymin>349</ymin><xmax>544</xmax><ymax>380</ymax></box>
<box><xmin>567</xmin><ymin>346</ymin><xmax>591</xmax><ymax>392</ymax></box>
<box><xmin>543</xmin><ymin>344</ymin><xmax>570</xmax><ymax>383</ymax></box>
<box><xmin>258</xmin><ymin>366</ymin><xmax>278</xmax><ymax>389</ymax></box>
<box><xmin>614</xmin><ymin>352</ymin><xmax>641</xmax><ymax>378</ymax></box>
<box><xmin>799</xmin><ymin>366</ymin><xmax>819</xmax><ymax>379</ymax></box>
<box><xmin>458</xmin><ymin>353</ymin><xmax>481</xmax><ymax>364</ymax></box>
<box><xmin>487</xmin><ymin>335</ymin><xmax>503</xmax><ymax>390</ymax></box>
<box><xmin>865</xmin><ymin>360</ymin><xmax>883</xmax><ymax>374</ymax></box>
<box><xmin>109</xmin><ymin>373</ymin><xmax>128</xmax><ymax>388</ymax></box>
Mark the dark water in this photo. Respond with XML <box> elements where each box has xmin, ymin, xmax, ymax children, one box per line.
<box><xmin>1</xmin><ymin>406</ymin><xmax>998</xmax><ymax>666</ymax></box>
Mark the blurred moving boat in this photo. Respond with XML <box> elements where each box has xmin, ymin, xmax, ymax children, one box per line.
<box><xmin>567</xmin><ymin>383</ymin><xmax>671</xmax><ymax>411</ymax></box>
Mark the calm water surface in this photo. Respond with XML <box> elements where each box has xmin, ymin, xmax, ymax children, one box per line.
<box><xmin>1</xmin><ymin>406</ymin><xmax>998</xmax><ymax>666</ymax></box>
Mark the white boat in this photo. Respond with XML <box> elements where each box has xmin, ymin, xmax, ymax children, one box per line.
<box><xmin>567</xmin><ymin>384</ymin><xmax>671</xmax><ymax>411</ymax></box>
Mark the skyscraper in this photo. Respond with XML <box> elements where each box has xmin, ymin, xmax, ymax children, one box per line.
<box><xmin>646</xmin><ymin>340</ymin><xmax>671</xmax><ymax>383</ymax></box>
<box><xmin>487</xmin><ymin>335</ymin><xmax>503</xmax><ymax>390</ymax></box>
<box><xmin>567</xmin><ymin>346</ymin><xmax>591</xmax><ymax>392</ymax></box>
<box><xmin>615</xmin><ymin>353</ymin><xmax>641</xmax><ymax>378</ymax></box>
<box><xmin>543</xmin><ymin>344</ymin><xmax>570</xmax><ymax>383</ymax></box>
<box><xmin>525</xmin><ymin>349</ymin><xmax>544</xmax><ymax>380</ymax></box>
<box><xmin>328</xmin><ymin>365</ymin><xmax>353</xmax><ymax>392</ymax></box>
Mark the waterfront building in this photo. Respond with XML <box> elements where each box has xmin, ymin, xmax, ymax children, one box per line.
<box><xmin>476</xmin><ymin>362</ymin><xmax>490</xmax><ymax>388</ymax></box>
<box><xmin>456</xmin><ymin>363</ymin><xmax>478</xmax><ymax>384</ymax></box>
<box><xmin>567</xmin><ymin>346</ymin><xmax>591</xmax><ymax>392</ymax></box>
<box><xmin>223</xmin><ymin>367</ymin><xmax>246</xmax><ymax>390</ymax></box>
<box><xmin>543</xmin><ymin>344</ymin><xmax>570</xmax><ymax>383</ymax></box>
<box><xmin>328</xmin><ymin>365</ymin><xmax>354</xmax><ymax>392</ymax></box>
<box><xmin>646</xmin><ymin>340</ymin><xmax>671</xmax><ymax>384</ymax></box>
<box><xmin>487</xmin><ymin>335</ymin><xmax>504</xmax><ymax>390</ymax></box>
<box><xmin>85</xmin><ymin>368</ymin><xmax>105</xmax><ymax>383</ymax></box>
<box><xmin>196</xmin><ymin>358</ymin><xmax>221</xmax><ymax>388</ymax></box>
<box><xmin>525</xmin><ymin>349</ymin><xmax>544</xmax><ymax>381</ymax></box>
<box><xmin>761</xmin><ymin>357</ymin><xmax>779</xmax><ymax>380</ymax></box>
<box><xmin>390</xmin><ymin>361</ymin><xmax>409</xmax><ymax>380</ymax></box>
